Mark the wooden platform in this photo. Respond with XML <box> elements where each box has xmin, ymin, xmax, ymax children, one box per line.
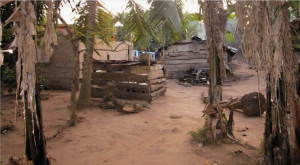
<box><xmin>91</xmin><ymin>60</ymin><xmax>166</xmax><ymax>102</ymax></box>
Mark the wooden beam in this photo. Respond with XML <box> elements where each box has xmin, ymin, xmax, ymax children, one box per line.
<box><xmin>93</xmin><ymin>61</ymin><xmax>143</xmax><ymax>71</ymax></box>
<box><xmin>148</xmin><ymin>70</ymin><xmax>164</xmax><ymax>80</ymax></box>
<box><xmin>113</xmin><ymin>90</ymin><xmax>150</xmax><ymax>101</ymax></box>
<box><xmin>115</xmin><ymin>83</ymin><xmax>150</xmax><ymax>92</ymax></box>
<box><xmin>92</xmin><ymin>72</ymin><xmax>148</xmax><ymax>83</ymax></box>
<box><xmin>164</xmin><ymin>54</ymin><xmax>208</xmax><ymax>60</ymax></box>
<box><xmin>167</xmin><ymin>50</ymin><xmax>208</xmax><ymax>57</ymax></box>
<box><xmin>164</xmin><ymin>59</ymin><xmax>208</xmax><ymax>65</ymax></box>
<box><xmin>151</xmin><ymin>87</ymin><xmax>167</xmax><ymax>97</ymax></box>
<box><xmin>149</xmin><ymin>78</ymin><xmax>166</xmax><ymax>85</ymax></box>
<box><xmin>151</xmin><ymin>83</ymin><xmax>166</xmax><ymax>92</ymax></box>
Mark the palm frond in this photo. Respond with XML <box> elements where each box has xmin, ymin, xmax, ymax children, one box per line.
<box><xmin>73</xmin><ymin>2</ymin><xmax>114</xmax><ymax>46</ymax></box>
<box><xmin>123</xmin><ymin>0</ymin><xmax>160</xmax><ymax>50</ymax></box>
<box><xmin>149</xmin><ymin>0</ymin><xmax>182</xmax><ymax>33</ymax></box>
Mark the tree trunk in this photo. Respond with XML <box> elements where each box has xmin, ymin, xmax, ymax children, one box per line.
<box><xmin>203</xmin><ymin>0</ymin><xmax>227</xmax><ymax>143</ymax></box>
<box><xmin>263</xmin><ymin>2</ymin><xmax>300</xmax><ymax>164</ymax></box>
<box><xmin>17</xmin><ymin>2</ymin><xmax>48</xmax><ymax>164</ymax></box>
<box><xmin>77</xmin><ymin>0</ymin><xmax>96</xmax><ymax>108</ymax></box>
<box><xmin>54</xmin><ymin>9</ymin><xmax>79</xmax><ymax>126</ymax></box>
<box><xmin>236</xmin><ymin>1</ymin><xmax>300</xmax><ymax>164</ymax></box>
<box><xmin>70</xmin><ymin>40</ymin><xmax>79</xmax><ymax>125</ymax></box>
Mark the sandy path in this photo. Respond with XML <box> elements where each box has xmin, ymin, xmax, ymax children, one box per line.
<box><xmin>1</xmin><ymin>61</ymin><xmax>265</xmax><ymax>165</ymax></box>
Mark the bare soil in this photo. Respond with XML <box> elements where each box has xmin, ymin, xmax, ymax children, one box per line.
<box><xmin>1</xmin><ymin>60</ymin><xmax>265</xmax><ymax>165</ymax></box>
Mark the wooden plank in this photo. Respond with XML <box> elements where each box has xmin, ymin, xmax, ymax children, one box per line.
<box><xmin>176</xmin><ymin>39</ymin><xmax>206</xmax><ymax>45</ymax></box>
<box><xmin>148</xmin><ymin>70</ymin><xmax>164</xmax><ymax>80</ymax></box>
<box><xmin>129</xmin><ymin>66</ymin><xmax>150</xmax><ymax>74</ymax></box>
<box><xmin>91</xmin><ymin>85</ymin><xmax>150</xmax><ymax>101</ymax></box>
<box><xmin>164</xmin><ymin>59</ymin><xmax>208</xmax><ymax>65</ymax></box>
<box><xmin>93</xmin><ymin>61</ymin><xmax>143</xmax><ymax>71</ymax></box>
<box><xmin>114</xmin><ymin>90</ymin><xmax>150</xmax><ymax>101</ymax></box>
<box><xmin>115</xmin><ymin>83</ymin><xmax>150</xmax><ymax>92</ymax></box>
<box><xmin>192</xmin><ymin>41</ymin><xmax>206</xmax><ymax>52</ymax></box>
<box><xmin>167</xmin><ymin>44</ymin><xmax>206</xmax><ymax>53</ymax></box>
<box><xmin>92</xmin><ymin>72</ymin><xmax>148</xmax><ymax>83</ymax></box>
<box><xmin>167</xmin><ymin>50</ymin><xmax>207</xmax><ymax>57</ymax></box>
<box><xmin>151</xmin><ymin>83</ymin><xmax>166</xmax><ymax>92</ymax></box>
<box><xmin>164</xmin><ymin>63</ymin><xmax>209</xmax><ymax>69</ymax></box>
<box><xmin>164</xmin><ymin>54</ymin><xmax>208</xmax><ymax>60</ymax></box>
<box><xmin>93</xmin><ymin>63</ymin><xmax>152</xmax><ymax>74</ymax></box>
<box><xmin>150</xmin><ymin>64</ymin><xmax>164</xmax><ymax>70</ymax></box>
<box><xmin>151</xmin><ymin>87</ymin><xmax>167</xmax><ymax>97</ymax></box>
<box><xmin>149</xmin><ymin>78</ymin><xmax>166</xmax><ymax>85</ymax></box>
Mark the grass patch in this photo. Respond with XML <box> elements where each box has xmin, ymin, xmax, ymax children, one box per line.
<box><xmin>188</xmin><ymin>127</ymin><xmax>207</xmax><ymax>145</ymax></box>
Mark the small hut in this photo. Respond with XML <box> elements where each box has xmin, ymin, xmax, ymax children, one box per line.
<box><xmin>160</xmin><ymin>37</ymin><xmax>209</xmax><ymax>79</ymax></box>
<box><xmin>157</xmin><ymin>37</ymin><xmax>237</xmax><ymax>80</ymax></box>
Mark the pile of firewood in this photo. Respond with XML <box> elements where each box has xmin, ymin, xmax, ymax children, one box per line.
<box><xmin>179</xmin><ymin>68</ymin><xmax>209</xmax><ymax>86</ymax></box>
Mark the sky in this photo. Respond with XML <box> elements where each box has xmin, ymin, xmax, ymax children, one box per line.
<box><xmin>60</xmin><ymin>0</ymin><xmax>200</xmax><ymax>24</ymax></box>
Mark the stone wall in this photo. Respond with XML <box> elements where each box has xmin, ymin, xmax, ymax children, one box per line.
<box><xmin>40</xmin><ymin>32</ymin><xmax>75</xmax><ymax>90</ymax></box>
<box><xmin>163</xmin><ymin>39</ymin><xmax>209</xmax><ymax>79</ymax></box>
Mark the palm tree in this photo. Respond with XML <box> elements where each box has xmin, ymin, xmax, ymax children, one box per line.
<box><xmin>76</xmin><ymin>1</ymin><xmax>114</xmax><ymax>108</ymax></box>
<box><xmin>77</xmin><ymin>0</ymin><xmax>97</xmax><ymax>108</ymax></box>
<box><xmin>236</xmin><ymin>1</ymin><xmax>300</xmax><ymax>164</ymax></box>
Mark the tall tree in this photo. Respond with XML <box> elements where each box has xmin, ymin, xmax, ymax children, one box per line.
<box><xmin>54</xmin><ymin>3</ymin><xmax>80</xmax><ymax>126</ymax></box>
<box><xmin>236</xmin><ymin>1</ymin><xmax>300</xmax><ymax>164</ymax></box>
<box><xmin>77</xmin><ymin>0</ymin><xmax>97</xmax><ymax>108</ymax></box>
<box><xmin>202</xmin><ymin>0</ymin><xmax>228</xmax><ymax>143</ymax></box>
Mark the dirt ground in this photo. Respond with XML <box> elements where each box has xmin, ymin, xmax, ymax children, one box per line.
<box><xmin>1</xmin><ymin>60</ymin><xmax>266</xmax><ymax>165</ymax></box>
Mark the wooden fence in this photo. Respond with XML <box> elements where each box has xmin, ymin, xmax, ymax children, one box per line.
<box><xmin>91</xmin><ymin>60</ymin><xmax>166</xmax><ymax>102</ymax></box>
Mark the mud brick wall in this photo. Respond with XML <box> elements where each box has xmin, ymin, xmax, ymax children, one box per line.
<box><xmin>40</xmin><ymin>33</ymin><xmax>76</xmax><ymax>90</ymax></box>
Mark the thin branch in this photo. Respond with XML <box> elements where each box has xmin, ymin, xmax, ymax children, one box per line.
<box><xmin>54</xmin><ymin>9</ymin><xmax>73</xmax><ymax>37</ymax></box>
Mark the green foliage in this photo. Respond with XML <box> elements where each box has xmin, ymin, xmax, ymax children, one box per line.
<box><xmin>39</xmin><ymin>75</ymin><xmax>46</xmax><ymax>90</ymax></box>
<box><xmin>149</xmin><ymin>0</ymin><xmax>184</xmax><ymax>45</ymax></box>
<box><xmin>73</xmin><ymin>2</ymin><xmax>114</xmax><ymax>45</ymax></box>
<box><xmin>291</xmin><ymin>1</ymin><xmax>299</xmax><ymax>8</ymax></box>
<box><xmin>122</xmin><ymin>0</ymin><xmax>160</xmax><ymax>50</ymax></box>
<box><xmin>120</xmin><ymin>0</ymin><xmax>186</xmax><ymax>50</ymax></box>
<box><xmin>185</xmin><ymin>21</ymin><xmax>200</xmax><ymax>39</ymax></box>
<box><xmin>113</xmin><ymin>12</ymin><xmax>131</xmax><ymax>41</ymax></box>
<box><xmin>259</xmin><ymin>138</ymin><xmax>264</xmax><ymax>154</ymax></box>
<box><xmin>227</xmin><ymin>13</ymin><xmax>236</xmax><ymax>20</ymax></box>
<box><xmin>1</xmin><ymin>62</ymin><xmax>17</xmax><ymax>94</ymax></box>
<box><xmin>183</xmin><ymin>12</ymin><xmax>200</xmax><ymax>22</ymax></box>
<box><xmin>135</xmin><ymin>35</ymin><xmax>160</xmax><ymax>52</ymax></box>
<box><xmin>182</xmin><ymin>12</ymin><xmax>202</xmax><ymax>40</ymax></box>
<box><xmin>188</xmin><ymin>127</ymin><xmax>207</xmax><ymax>144</ymax></box>
<box><xmin>225</xmin><ymin>31</ymin><xmax>234</xmax><ymax>42</ymax></box>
